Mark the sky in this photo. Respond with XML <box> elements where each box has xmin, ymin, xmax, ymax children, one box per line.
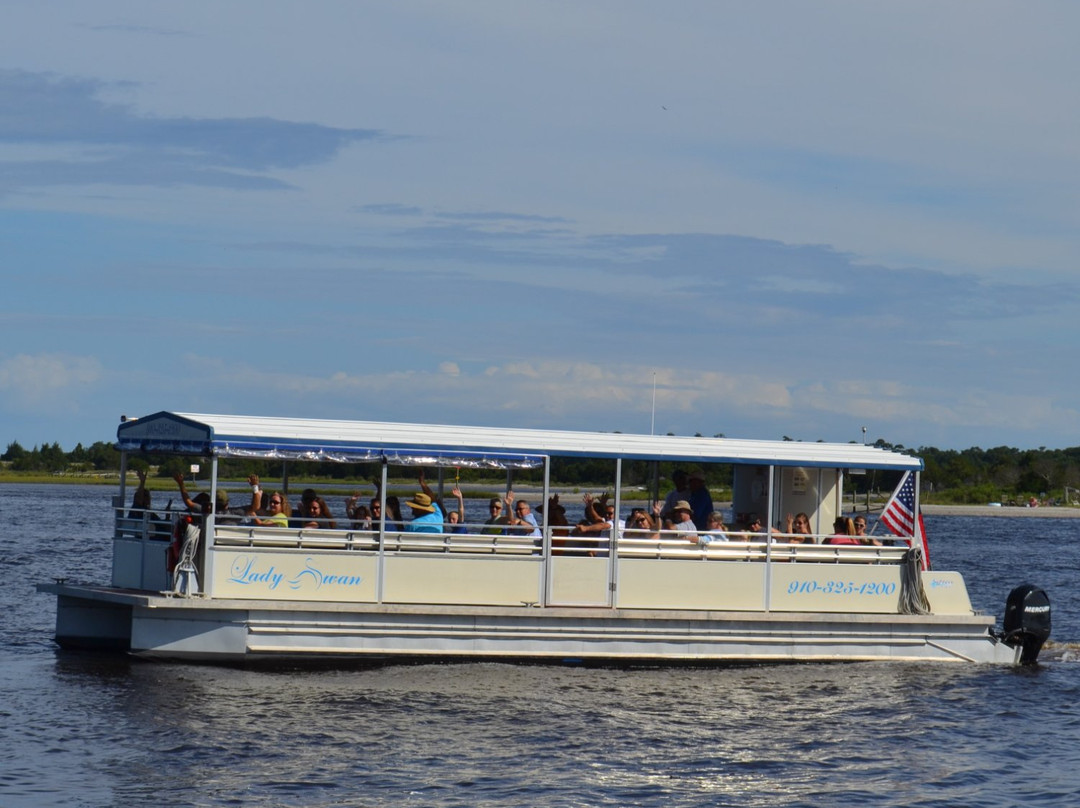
<box><xmin>3</xmin><ymin>1</ymin><xmax>1080</xmax><ymax>454</ymax></box>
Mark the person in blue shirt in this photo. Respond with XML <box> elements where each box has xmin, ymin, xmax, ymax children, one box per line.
<box><xmin>404</xmin><ymin>469</ymin><xmax>446</xmax><ymax>533</ymax></box>
<box><xmin>505</xmin><ymin>491</ymin><xmax>542</xmax><ymax>538</ymax></box>
<box><xmin>687</xmin><ymin>470</ymin><xmax>714</xmax><ymax>531</ymax></box>
<box><xmin>404</xmin><ymin>491</ymin><xmax>444</xmax><ymax>533</ymax></box>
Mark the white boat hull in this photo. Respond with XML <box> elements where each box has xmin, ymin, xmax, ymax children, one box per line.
<box><xmin>42</xmin><ymin>583</ymin><xmax>1021</xmax><ymax>665</ymax></box>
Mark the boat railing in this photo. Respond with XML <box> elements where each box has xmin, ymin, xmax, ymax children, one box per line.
<box><xmin>113</xmin><ymin>506</ymin><xmax>173</xmax><ymax>542</ymax></box>
<box><xmin>208</xmin><ymin>522</ymin><xmax>906</xmax><ymax>563</ymax></box>
<box><xmin>212</xmin><ymin>523</ymin><xmax>542</xmax><ymax>555</ymax></box>
<box><xmin>616</xmin><ymin>533</ymin><xmax>906</xmax><ymax>564</ymax></box>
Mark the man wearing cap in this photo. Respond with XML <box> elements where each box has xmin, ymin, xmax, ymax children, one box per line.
<box><xmin>210</xmin><ymin>487</ymin><xmax>246</xmax><ymax>525</ymax></box>
<box><xmin>663</xmin><ymin>500</ymin><xmax>698</xmax><ymax>541</ymax></box>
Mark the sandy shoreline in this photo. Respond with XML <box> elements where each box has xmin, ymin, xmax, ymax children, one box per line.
<box><xmin>921</xmin><ymin>504</ymin><xmax>1080</xmax><ymax>518</ymax></box>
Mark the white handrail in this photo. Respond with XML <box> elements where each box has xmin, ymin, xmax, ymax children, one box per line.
<box><xmin>208</xmin><ymin>522</ymin><xmax>906</xmax><ymax>563</ymax></box>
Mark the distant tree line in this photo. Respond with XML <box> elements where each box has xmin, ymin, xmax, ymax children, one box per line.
<box><xmin>4</xmin><ymin>438</ymin><xmax>1080</xmax><ymax>504</ymax></box>
<box><xmin>2</xmin><ymin>440</ymin><xmax>120</xmax><ymax>473</ymax></box>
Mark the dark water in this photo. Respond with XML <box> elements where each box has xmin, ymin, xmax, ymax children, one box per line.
<box><xmin>3</xmin><ymin>483</ymin><xmax>1080</xmax><ymax>807</ymax></box>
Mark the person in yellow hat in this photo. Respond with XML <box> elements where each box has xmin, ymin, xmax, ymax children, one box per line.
<box><xmin>403</xmin><ymin>492</ymin><xmax>444</xmax><ymax>533</ymax></box>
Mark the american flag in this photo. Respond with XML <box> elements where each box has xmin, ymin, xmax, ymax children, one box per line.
<box><xmin>879</xmin><ymin>470</ymin><xmax>930</xmax><ymax>570</ymax></box>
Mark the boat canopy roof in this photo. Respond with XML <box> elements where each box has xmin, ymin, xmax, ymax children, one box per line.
<box><xmin>115</xmin><ymin>411</ymin><xmax>923</xmax><ymax>471</ymax></box>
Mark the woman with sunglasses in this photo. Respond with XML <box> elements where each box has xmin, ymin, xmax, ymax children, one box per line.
<box><xmin>251</xmin><ymin>489</ymin><xmax>290</xmax><ymax>528</ymax></box>
<box><xmin>783</xmin><ymin>512</ymin><xmax>814</xmax><ymax>544</ymax></box>
<box><xmin>853</xmin><ymin>515</ymin><xmax>882</xmax><ymax>546</ymax></box>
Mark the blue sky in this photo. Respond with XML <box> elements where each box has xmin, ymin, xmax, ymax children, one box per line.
<box><xmin>3</xmin><ymin>2</ymin><xmax>1080</xmax><ymax>452</ymax></box>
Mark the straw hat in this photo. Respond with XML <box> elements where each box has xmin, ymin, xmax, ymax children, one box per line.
<box><xmin>405</xmin><ymin>492</ymin><xmax>436</xmax><ymax>513</ymax></box>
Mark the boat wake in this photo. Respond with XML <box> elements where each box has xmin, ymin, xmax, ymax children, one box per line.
<box><xmin>1037</xmin><ymin>640</ymin><xmax>1080</xmax><ymax>663</ymax></box>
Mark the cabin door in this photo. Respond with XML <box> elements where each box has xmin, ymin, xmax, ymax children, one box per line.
<box><xmin>546</xmin><ymin>555</ymin><xmax>612</xmax><ymax>606</ymax></box>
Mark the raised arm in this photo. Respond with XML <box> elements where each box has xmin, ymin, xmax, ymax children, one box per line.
<box><xmin>417</xmin><ymin>469</ymin><xmax>436</xmax><ymax>500</ymax></box>
<box><xmin>173</xmin><ymin>472</ymin><xmax>199</xmax><ymax>512</ymax></box>
<box><xmin>582</xmin><ymin>493</ymin><xmax>602</xmax><ymax>523</ymax></box>
<box><xmin>451</xmin><ymin>485</ymin><xmax>465</xmax><ymax>522</ymax></box>
<box><xmin>245</xmin><ymin>474</ymin><xmax>263</xmax><ymax>516</ymax></box>
<box><xmin>346</xmin><ymin>488</ymin><xmax>368</xmax><ymax>519</ymax></box>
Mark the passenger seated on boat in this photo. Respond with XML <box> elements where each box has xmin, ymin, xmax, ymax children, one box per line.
<box><xmin>174</xmin><ymin>472</ymin><xmax>213</xmax><ymax>517</ymax></box>
<box><xmin>404</xmin><ymin>492</ymin><xmax>444</xmax><ymax>533</ymax></box>
<box><xmin>505</xmin><ymin>492</ymin><xmax>542</xmax><ymax>538</ymax></box>
<box><xmin>388</xmin><ymin>496</ymin><xmax>405</xmax><ymax>530</ymax></box>
<box><xmin>301</xmin><ymin>496</ymin><xmax>337</xmax><ymax>529</ymax></box>
<box><xmin>445</xmin><ymin>486</ymin><xmax>468</xmax><ymax>534</ymax></box>
<box><xmin>575</xmin><ymin>492</ymin><xmax>607</xmax><ymax>529</ymax></box>
<box><xmin>482</xmin><ymin>497</ymin><xmax>509</xmax><ymax>534</ymax></box>
<box><xmin>852</xmin><ymin>516</ymin><xmax>882</xmax><ymax>546</ymax></box>
<box><xmin>570</xmin><ymin>493</ymin><xmax>622</xmax><ymax>556</ymax></box>
<box><xmin>825</xmin><ymin>516</ymin><xmax>860</xmax><ymax>546</ymax></box>
<box><xmin>345</xmin><ymin>491</ymin><xmax>365</xmax><ymax>520</ymax></box>
<box><xmin>126</xmin><ymin>469</ymin><xmax>171</xmax><ymax>539</ymax></box>
<box><xmin>739</xmin><ymin>513</ymin><xmax>766</xmax><ymax>541</ymax></box>
<box><xmin>213</xmin><ymin>490</ymin><xmax>245</xmax><ymax>525</ymax></box>
<box><xmin>172</xmin><ymin>471</ymin><xmax>246</xmax><ymax>524</ymax></box>
<box><xmin>699</xmin><ymin>511</ymin><xmax>730</xmax><ymax>545</ymax></box>
<box><xmin>372</xmin><ymin>496</ymin><xmax>404</xmax><ymax>532</ymax></box>
<box><xmin>544</xmin><ymin>494</ymin><xmax>573</xmax><ymax>553</ymax></box>
<box><xmin>371</xmin><ymin>478</ymin><xmax>405</xmax><ymax>531</ymax></box>
<box><xmin>290</xmin><ymin>489</ymin><xmax>319</xmax><ymax>528</ymax></box>
<box><xmin>251</xmin><ymin>490</ymin><xmax>290</xmax><ymax>528</ymax></box>
<box><xmin>663</xmin><ymin>500</ymin><xmax>698</xmax><ymax>542</ymax></box>
<box><xmin>783</xmin><ymin>512</ymin><xmax>814</xmax><ymax>544</ymax></box>
<box><xmin>127</xmin><ymin>469</ymin><xmax>159</xmax><ymax>520</ymax></box>
<box><xmin>349</xmin><ymin>503</ymin><xmax>373</xmax><ymax>531</ymax></box>
<box><xmin>622</xmin><ymin>506</ymin><xmax>660</xmax><ymax>539</ymax></box>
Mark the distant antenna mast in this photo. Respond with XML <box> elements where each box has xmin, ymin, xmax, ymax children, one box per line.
<box><xmin>650</xmin><ymin>372</ymin><xmax>657</xmax><ymax>435</ymax></box>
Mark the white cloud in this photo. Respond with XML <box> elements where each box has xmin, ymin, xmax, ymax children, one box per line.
<box><xmin>169</xmin><ymin>356</ymin><xmax>793</xmax><ymax>430</ymax></box>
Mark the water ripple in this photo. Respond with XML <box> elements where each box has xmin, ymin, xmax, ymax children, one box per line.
<box><xmin>4</xmin><ymin>486</ymin><xmax>1080</xmax><ymax>806</ymax></box>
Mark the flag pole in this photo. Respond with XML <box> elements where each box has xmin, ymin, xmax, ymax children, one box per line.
<box><xmin>650</xmin><ymin>371</ymin><xmax>656</xmax><ymax>436</ymax></box>
<box><xmin>913</xmin><ymin>469</ymin><xmax>929</xmax><ymax>570</ymax></box>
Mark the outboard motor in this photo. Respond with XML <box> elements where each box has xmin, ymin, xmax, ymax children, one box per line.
<box><xmin>1002</xmin><ymin>584</ymin><xmax>1051</xmax><ymax>664</ymax></box>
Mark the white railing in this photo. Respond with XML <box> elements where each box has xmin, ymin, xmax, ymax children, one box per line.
<box><xmin>616</xmin><ymin>536</ymin><xmax>906</xmax><ymax>563</ymax></box>
<box><xmin>114</xmin><ymin>507</ymin><xmax>174</xmax><ymax>542</ymax></box>
<box><xmin>209</xmin><ymin>522</ymin><xmax>906</xmax><ymax>563</ymax></box>
<box><xmin>212</xmin><ymin>524</ymin><xmax>541</xmax><ymax>555</ymax></box>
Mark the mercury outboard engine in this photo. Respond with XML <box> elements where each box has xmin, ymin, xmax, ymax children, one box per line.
<box><xmin>1001</xmin><ymin>584</ymin><xmax>1051</xmax><ymax>664</ymax></box>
